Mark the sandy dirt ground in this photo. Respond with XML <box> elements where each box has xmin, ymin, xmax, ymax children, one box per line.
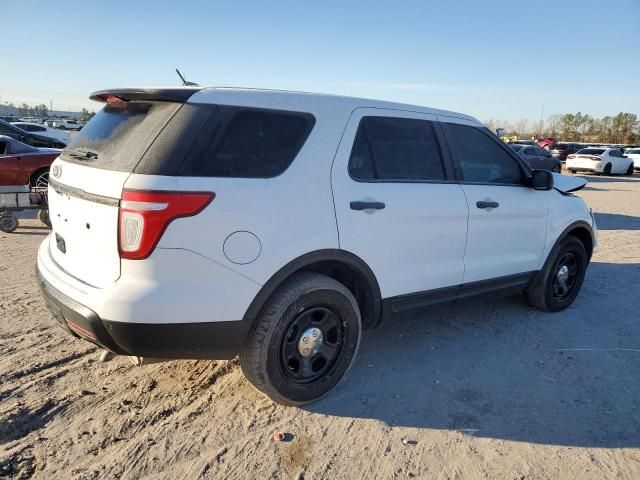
<box><xmin>1</xmin><ymin>174</ymin><xmax>640</xmax><ymax>479</ymax></box>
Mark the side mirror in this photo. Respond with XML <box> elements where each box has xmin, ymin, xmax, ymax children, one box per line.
<box><xmin>531</xmin><ymin>169</ymin><xmax>554</xmax><ymax>191</ymax></box>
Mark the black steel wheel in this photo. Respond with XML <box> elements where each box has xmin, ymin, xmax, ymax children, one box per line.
<box><xmin>241</xmin><ymin>272</ymin><xmax>361</xmax><ymax>406</ymax></box>
<box><xmin>280</xmin><ymin>305</ymin><xmax>344</xmax><ymax>383</ymax></box>
<box><xmin>527</xmin><ymin>236</ymin><xmax>588</xmax><ymax>312</ymax></box>
<box><xmin>550</xmin><ymin>252</ymin><xmax>579</xmax><ymax>301</ymax></box>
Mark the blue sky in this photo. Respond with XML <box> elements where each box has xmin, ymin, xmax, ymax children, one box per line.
<box><xmin>2</xmin><ymin>0</ymin><xmax>638</xmax><ymax>122</ymax></box>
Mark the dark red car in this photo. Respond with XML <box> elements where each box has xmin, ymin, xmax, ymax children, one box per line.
<box><xmin>536</xmin><ymin>137</ymin><xmax>558</xmax><ymax>150</ymax></box>
<box><xmin>0</xmin><ymin>135</ymin><xmax>61</xmax><ymax>187</ymax></box>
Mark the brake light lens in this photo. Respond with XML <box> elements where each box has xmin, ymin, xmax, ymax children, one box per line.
<box><xmin>118</xmin><ymin>189</ymin><xmax>214</xmax><ymax>260</ymax></box>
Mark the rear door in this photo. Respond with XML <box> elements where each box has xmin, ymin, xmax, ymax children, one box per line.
<box><xmin>331</xmin><ymin>109</ymin><xmax>468</xmax><ymax>299</ymax></box>
<box><xmin>47</xmin><ymin>99</ymin><xmax>183</xmax><ymax>288</ymax></box>
<box><xmin>440</xmin><ymin>118</ymin><xmax>547</xmax><ymax>284</ymax></box>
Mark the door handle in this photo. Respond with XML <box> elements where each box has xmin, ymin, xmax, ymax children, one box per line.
<box><xmin>476</xmin><ymin>201</ymin><xmax>499</xmax><ymax>209</ymax></box>
<box><xmin>350</xmin><ymin>201</ymin><xmax>385</xmax><ymax>211</ymax></box>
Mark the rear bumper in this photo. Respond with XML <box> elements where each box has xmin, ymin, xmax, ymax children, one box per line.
<box><xmin>37</xmin><ymin>269</ymin><xmax>251</xmax><ymax>359</ymax></box>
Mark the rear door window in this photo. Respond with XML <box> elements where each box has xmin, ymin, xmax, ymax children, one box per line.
<box><xmin>180</xmin><ymin>107</ymin><xmax>315</xmax><ymax>178</ymax></box>
<box><xmin>348</xmin><ymin>116</ymin><xmax>446</xmax><ymax>181</ymax></box>
<box><xmin>443</xmin><ymin>122</ymin><xmax>525</xmax><ymax>185</ymax></box>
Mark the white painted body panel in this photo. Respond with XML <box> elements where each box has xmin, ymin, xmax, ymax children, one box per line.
<box><xmin>47</xmin><ymin>159</ymin><xmax>130</xmax><ymax>287</ymax></box>
<box><xmin>37</xmin><ymin>239</ymin><xmax>260</xmax><ymax>324</ymax></box>
<box><xmin>539</xmin><ymin>189</ymin><xmax>596</xmax><ymax>265</ymax></box>
<box><xmin>460</xmin><ymin>184</ymin><xmax>548</xmax><ymax>283</ymax></box>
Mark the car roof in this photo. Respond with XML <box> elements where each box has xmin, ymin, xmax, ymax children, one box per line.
<box><xmin>11</xmin><ymin>121</ymin><xmax>42</xmax><ymax>127</ymax></box>
<box><xmin>94</xmin><ymin>86</ymin><xmax>482</xmax><ymax>125</ymax></box>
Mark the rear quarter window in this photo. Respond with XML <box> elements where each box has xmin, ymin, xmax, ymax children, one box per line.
<box><xmin>179</xmin><ymin>106</ymin><xmax>315</xmax><ymax>178</ymax></box>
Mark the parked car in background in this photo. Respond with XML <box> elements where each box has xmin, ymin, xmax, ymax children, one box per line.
<box><xmin>623</xmin><ymin>147</ymin><xmax>640</xmax><ymax>170</ymax></box>
<box><xmin>509</xmin><ymin>144</ymin><xmax>562</xmax><ymax>172</ymax></box>
<box><xmin>37</xmin><ymin>86</ymin><xmax>596</xmax><ymax>405</ymax></box>
<box><xmin>50</xmin><ymin>119</ymin><xmax>82</xmax><ymax>130</ymax></box>
<box><xmin>549</xmin><ymin>143</ymin><xmax>583</xmax><ymax>161</ymax></box>
<box><xmin>566</xmin><ymin>148</ymin><xmax>635</xmax><ymax>175</ymax></box>
<box><xmin>11</xmin><ymin>122</ymin><xmax>71</xmax><ymax>145</ymax></box>
<box><xmin>0</xmin><ymin>135</ymin><xmax>60</xmax><ymax>187</ymax></box>
<box><xmin>537</xmin><ymin>137</ymin><xmax>557</xmax><ymax>150</ymax></box>
<box><xmin>0</xmin><ymin>120</ymin><xmax>67</xmax><ymax>149</ymax></box>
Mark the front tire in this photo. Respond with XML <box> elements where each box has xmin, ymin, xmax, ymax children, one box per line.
<box><xmin>240</xmin><ymin>272</ymin><xmax>361</xmax><ymax>406</ymax></box>
<box><xmin>527</xmin><ymin>236</ymin><xmax>588</xmax><ymax>312</ymax></box>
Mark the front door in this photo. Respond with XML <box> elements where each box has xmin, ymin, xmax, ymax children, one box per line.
<box><xmin>440</xmin><ymin>118</ymin><xmax>548</xmax><ymax>284</ymax></box>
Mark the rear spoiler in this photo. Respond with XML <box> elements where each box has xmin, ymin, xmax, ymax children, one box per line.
<box><xmin>90</xmin><ymin>87</ymin><xmax>201</xmax><ymax>104</ymax></box>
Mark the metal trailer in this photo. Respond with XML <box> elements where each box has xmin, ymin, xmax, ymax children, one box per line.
<box><xmin>0</xmin><ymin>185</ymin><xmax>50</xmax><ymax>233</ymax></box>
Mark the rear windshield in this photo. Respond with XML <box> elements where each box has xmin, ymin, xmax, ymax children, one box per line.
<box><xmin>577</xmin><ymin>148</ymin><xmax>605</xmax><ymax>155</ymax></box>
<box><xmin>60</xmin><ymin>101</ymin><xmax>181</xmax><ymax>171</ymax></box>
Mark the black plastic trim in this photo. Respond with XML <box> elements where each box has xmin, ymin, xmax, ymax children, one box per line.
<box><xmin>49</xmin><ymin>178</ymin><xmax>120</xmax><ymax>207</ymax></box>
<box><xmin>383</xmin><ymin>271</ymin><xmax>537</xmax><ymax>318</ymax></box>
<box><xmin>242</xmin><ymin>249</ymin><xmax>382</xmax><ymax>329</ymax></box>
<box><xmin>90</xmin><ymin>87</ymin><xmax>201</xmax><ymax>103</ymax></box>
<box><xmin>37</xmin><ymin>267</ymin><xmax>250</xmax><ymax>359</ymax></box>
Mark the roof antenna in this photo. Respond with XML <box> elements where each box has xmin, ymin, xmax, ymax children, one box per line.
<box><xmin>175</xmin><ymin>68</ymin><xmax>199</xmax><ymax>86</ymax></box>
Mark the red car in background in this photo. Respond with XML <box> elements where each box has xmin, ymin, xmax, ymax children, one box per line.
<box><xmin>537</xmin><ymin>137</ymin><xmax>558</xmax><ymax>150</ymax></box>
<box><xmin>0</xmin><ymin>135</ymin><xmax>61</xmax><ymax>187</ymax></box>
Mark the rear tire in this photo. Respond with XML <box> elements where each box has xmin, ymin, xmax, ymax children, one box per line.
<box><xmin>569</xmin><ymin>169</ymin><xmax>577</xmax><ymax>174</ymax></box>
<box><xmin>603</xmin><ymin>163</ymin><xmax>612</xmax><ymax>176</ymax></box>
<box><xmin>527</xmin><ymin>236</ymin><xmax>588</xmax><ymax>312</ymax></box>
<box><xmin>626</xmin><ymin>163</ymin><xmax>634</xmax><ymax>176</ymax></box>
<box><xmin>240</xmin><ymin>272</ymin><xmax>361</xmax><ymax>406</ymax></box>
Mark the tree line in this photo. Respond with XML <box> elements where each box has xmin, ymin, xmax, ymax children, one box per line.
<box><xmin>484</xmin><ymin>112</ymin><xmax>639</xmax><ymax>145</ymax></box>
<box><xmin>3</xmin><ymin>101</ymin><xmax>95</xmax><ymax>123</ymax></box>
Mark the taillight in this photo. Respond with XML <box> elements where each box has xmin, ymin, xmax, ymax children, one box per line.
<box><xmin>118</xmin><ymin>189</ymin><xmax>214</xmax><ymax>260</ymax></box>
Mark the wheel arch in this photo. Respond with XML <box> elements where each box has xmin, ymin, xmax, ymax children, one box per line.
<box><xmin>29</xmin><ymin>166</ymin><xmax>50</xmax><ymax>186</ymax></box>
<box><xmin>553</xmin><ymin>220</ymin><xmax>595</xmax><ymax>261</ymax></box>
<box><xmin>242</xmin><ymin>249</ymin><xmax>382</xmax><ymax>330</ymax></box>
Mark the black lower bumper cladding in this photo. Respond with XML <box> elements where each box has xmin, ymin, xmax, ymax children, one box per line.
<box><xmin>36</xmin><ymin>269</ymin><xmax>251</xmax><ymax>360</ymax></box>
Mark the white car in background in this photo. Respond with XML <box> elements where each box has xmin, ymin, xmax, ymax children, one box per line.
<box><xmin>623</xmin><ymin>148</ymin><xmax>640</xmax><ymax>170</ymax></box>
<box><xmin>566</xmin><ymin>148</ymin><xmax>635</xmax><ymax>175</ymax></box>
<box><xmin>49</xmin><ymin>119</ymin><xmax>82</xmax><ymax>131</ymax></box>
<box><xmin>11</xmin><ymin>122</ymin><xmax>71</xmax><ymax>145</ymax></box>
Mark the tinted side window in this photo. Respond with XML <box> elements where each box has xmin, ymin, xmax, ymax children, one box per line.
<box><xmin>349</xmin><ymin>116</ymin><xmax>445</xmax><ymax>181</ymax></box>
<box><xmin>182</xmin><ymin>107</ymin><xmax>315</xmax><ymax>178</ymax></box>
<box><xmin>444</xmin><ymin>123</ymin><xmax>524</xmax><ymax>185</ymax></box>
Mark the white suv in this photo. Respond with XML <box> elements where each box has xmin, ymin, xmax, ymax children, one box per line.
<box><xmin>37</xmin><ymin>87</ymin><xmax>597</xmax><ymax>405</ymax></box>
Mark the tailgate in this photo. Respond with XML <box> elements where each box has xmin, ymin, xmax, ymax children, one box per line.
<box><xmin>48</xmin><ymin>159</ymin><xmax>129</xmax><ymax>288</ymax></box>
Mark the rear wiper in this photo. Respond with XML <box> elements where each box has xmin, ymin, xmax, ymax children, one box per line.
<box><xmin>64</xmin><ymin>148</ymin><xmax>99</xmax><ymax>160</ymax></box>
